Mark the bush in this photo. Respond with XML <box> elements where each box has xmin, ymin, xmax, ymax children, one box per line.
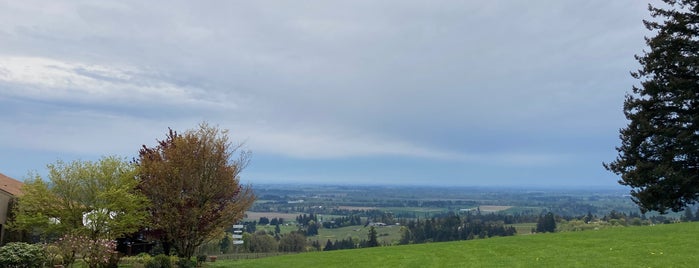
<box><xmin>82</xmin><ymin>238</ymin><xmax>118</xmax><ymax>268</ymax></box>
<box><xmin>146</xmin><ymin>254</ymin><xmax>172</xmax><ymax>268</ymax></box>
<box><xmin>0</xmin><ymin>242</ymin><xmax>46</xmax><ymax>268</ymax></box>
<box><xmin>176</xmin><ymin>259</ymin><xmax>195</xmax><ymax>268</ymax></box>
<box><xmin>44</xmin><ymin>244</ymin><xmax>63</xmax><ymax>266</ymax></box>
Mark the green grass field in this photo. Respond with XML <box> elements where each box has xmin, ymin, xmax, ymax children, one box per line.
<box><xmin>510</xmin><ymin>222</ymin><xmax>536</xmax><ymax>234</ymax></box>
<box><xmin>311</xmin><ymin>224</ymin><xmax>403</xmax><ymax>245</ymax></box>
<box><xmin>207</xmin><ymin>222</ymin><xmax>699</xmax><ymax>267</ymax></box>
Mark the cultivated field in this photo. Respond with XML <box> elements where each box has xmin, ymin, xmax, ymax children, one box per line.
<box><xmin>337</xmin><ymin>206</ymin><xmax>377</xmax><ymax>210</ymax></box>
<box><xmin>478</xmin><ymin>205</ymin><xmax>513</xmax><ymax>212</ymax></box>
<box><xmin>208</xmin><ymin>222</ymin><xmax>699</xmax><ymax>267</ymax></box>
<box><xmin>310</xmin><ymin>224</ymin><xmax>402</xmax><ymax>246</ymax></box>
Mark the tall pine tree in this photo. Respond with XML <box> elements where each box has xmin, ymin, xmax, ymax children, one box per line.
<box><xmin>367</xmin><ymin>226</ymin><xmax>379</xmax><ymax>247</ymax></box>
<box><xmin>605</xmin><ymin>0</ymin><xmax>699</xmax><ymax>213</ymax></box>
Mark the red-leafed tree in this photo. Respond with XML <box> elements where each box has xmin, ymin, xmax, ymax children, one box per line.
<box><xmin>137</xmin><ymin>123</ymin><xmax>255</xmax><ymax>259</ymax></box>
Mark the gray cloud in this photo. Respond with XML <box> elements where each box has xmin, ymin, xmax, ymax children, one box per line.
<box><xmin>0</xmin><ymin>1</ymin><xmax>650</xmax><ymax>185</ymax></box>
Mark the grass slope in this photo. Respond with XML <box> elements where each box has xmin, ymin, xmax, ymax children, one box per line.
<box><xmin>209</xmin><ymin>222</ymin><xmax>699</xmax><ymax>267</ymax></box>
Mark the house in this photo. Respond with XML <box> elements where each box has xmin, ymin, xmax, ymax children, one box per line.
<box><xmin>0</xmin><ymin>173</ymin><xmax>23</xmax><ymax>245</ymax></box>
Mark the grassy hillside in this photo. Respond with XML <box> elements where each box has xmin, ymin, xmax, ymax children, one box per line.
<box><xmin>208</xmin><ymin>222</ymin><xmax>699</xmax><ymax>267</ymax></box>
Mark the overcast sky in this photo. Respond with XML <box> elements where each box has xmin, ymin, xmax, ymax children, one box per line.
<box><xmin>0</xmin><ymin>1</ymin><xmax>651</xmax><ymax>187</ymax></box>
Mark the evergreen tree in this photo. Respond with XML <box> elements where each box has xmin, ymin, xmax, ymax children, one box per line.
<box><xmin>536</xmin><ymin>212</ymin><xmax>556</xmax><ymax>233</ymax></box>
<box><xmin>367</xmin><ymin>226</ymin><xmax>379</xmax><ymax>247</ymax></box>
<box><xmin>305</xmin><ymin>220</ymin><xmax>319</xmax><ymax>236</ymax></box>
<box><xmin>584</xmin><ymin>211</ymin><xmax>594</xmax><ymax>224</ymax></box>
<box><xmin>605</xmin><ymin>0</ymin><xmax>699</xmax><ymax>213</ymax></box>
<box><xmin>323</xmin><ymin>239</ymin><xmax>334</xmax><ymax>251</ymax></box>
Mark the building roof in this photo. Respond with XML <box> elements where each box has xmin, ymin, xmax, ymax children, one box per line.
<box><xmin>0</xmin><ymin>173</ymin><xmax>23</xmax><ymax>196</ymax></box>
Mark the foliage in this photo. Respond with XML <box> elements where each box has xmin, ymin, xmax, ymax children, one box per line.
<box><xmin>10</xmin><ymin>156</ymin><xmax>149</xmax><ymax>241</ymax></box>
<box><xmin>366</xmin><ymin>226</ymin><xmax>379</xmax><ymax>247</ymax></box>
<box><xmin>176</xmin><ymin>259</ymin><xmax>196</xmax><ymax>268</ymax></box>
<box><xmin>54</xmin><ymin>234</ymin><xmax>84</xmax><ymax>266</ymax></box>
<box><xmin>137</xmin><ymin>123</ymin><xmax>255</xmax><ymax>259</ymax></box>
<box><xmin>208</xmin><ymin>222</ymin><xmax>699</xmax><ymax>268</ymax></box>
<box><xmin>246</xmin><ymin>231</ymin><xmax>278</xmax><ymax>253</ymax></box>
<box><xmin>120</xmin><ymin>252</ymin><xmax>152</xmax><ymax>266</ymax></box>
<box><xmin>269</xmin><ymin>218</ymin><xmax>283</xmax><ymax>225</ymax></box>
<box><xmin>323</xmin><ymin>237</ymin><xmax>357</xmax><ymax>251</ymax></box>
<box><xmin>397</xmin><ymin>213</ymin><xmax>516</xmax><ymax>244</ymax></box>
<box><xmin>146</xmin><ymin>254</ymin><xmax>173</xmax><ymax>268</ymax></box>
<box><xmin>605</xmin><ymin>0</ymin><xmax>699</xmax><ymax>213</ymax></box>
<box><xmin>219</xmin><ymin>233</ymin><xmax>232</xmax><ymax>253</ymax></box>
<box><xmin>536</xmin><ymin>212</ymin><xmax>556</xmax><ymax>233</ymax></box>
<box><xmin>278</xmin><ymin>232</ymin><xmax>307</xmax><ymax>252</ymax></box>
<box><xmin>48</xmin><ymin>234</ymin><xmax>119</xmax><ymax>268</ymax></box>
<box><xmin>0</xmin><ymin>242</ymin><xmax>46</xmax><ymax>268</ymax></box>
<box><xmin>82</xmin><ymin>238</ymin><xmax>118</xmax><ymax>268</ymax></box>
<box><xmin>44</xmin><ymin>244</ymin><xmax>63</xmax><ymax>266</ymax></box>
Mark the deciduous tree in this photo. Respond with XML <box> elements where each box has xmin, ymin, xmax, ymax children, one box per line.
<box><xmin>137</xmin><ymin>123</ymin><xmax>255</xmax><ymax>259</ymax></box>
<box><xmin>605</xmin><ymin>0</ymin><xmax>699</xmax><ymax>213</ymax></box>
<box><xmin>10</xmin><ymin>156</ymin><xmax>148</xmax><ymax>241</ymax></box>
<box><xmin>278</xmin><ymin>232</ymin><xmax>306</xmax><ymax>252</ymax></box>
<box><xmin>247</xmin><ymin>231</ymin><xmax>277</xmax><ymax>253</ymax></box>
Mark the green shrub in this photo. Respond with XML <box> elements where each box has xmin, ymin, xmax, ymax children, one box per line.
<box><xmin>176</xmin><ymin>259</ymin><xmax>195</xmax><ymax>268</ymax></box>
<box><xmin>0</xmin><ymin>242</ymin><xmax>46</xmax><ymax>268</ymax></box>
<box><xmin>158</xmin><ymin>254</ymin><xmax>173</xmax><ymax>268</ymax></box>
<box><xmin>145</xmin><ymin>260</ymin><xmax>159</xmax><ymax>268</ymax></box>
<box><xmin>145</xmin><ymin>254</ymin><xmax>172</xmax><ymax>268</ymax></box>
<box><xmin>44</xmin><ymin>244</ymin><xmax>63</xmax><ymax>266</ymax></box>
<box><xmin>123</xmin><ymin>252</ymin><xmax>152</xmax><ymax>264</ymax></box>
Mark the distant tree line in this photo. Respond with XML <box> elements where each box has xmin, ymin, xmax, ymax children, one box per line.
<box><xmin>397</xmin><ymin>212</ymin><xmax>517</xmax><ymax>245</ymax></box>
<box><xmin>322</xmin><ymin>215</ymin><xmax>362</xmax><ymax>228</ymax></box>
<box><xmin>257</xmin><ymin>217</ymin><xmax>285</xmax><ymax>226</ymax></box>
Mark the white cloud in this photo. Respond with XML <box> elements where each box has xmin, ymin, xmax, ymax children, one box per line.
<box><xmin>0</xmin><ymin>56</ymin><xmax>238</xmax><ymax>110</ymax></box>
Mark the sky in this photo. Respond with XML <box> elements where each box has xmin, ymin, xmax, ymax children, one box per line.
<box><xmin>0</xmin><ymin>1</ymin><xmax>652</xmax><ymax>187</ymax></box>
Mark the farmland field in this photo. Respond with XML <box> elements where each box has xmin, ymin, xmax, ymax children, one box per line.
<box><xmin>478</xmin><ymin>205</ymin><xmax>512</xmax><ymax>212</ymax></box>
<box><xmin>510</xmin><ymin>223</ymin><xmax>537</xmax><ymax>234</ymax></box>
<box><xmin>207</xmin><ymin>222</ymin><xmax>699</xmax><ymax>267</ymax></box>
<box><xmin>337</xmin><ymin>206</ymin><xmax>377</xmax><ymax>210</ymax></box>
<box><xmin>310</xmin><ymin>224</ymin><xmax>403</xmax><ymax>246</ymax></box>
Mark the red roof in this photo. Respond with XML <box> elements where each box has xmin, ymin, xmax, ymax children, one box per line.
<box><xmin>0</xmin><ymin>173</ymin><xmax>24</xmax><ymax>196</ymax></box>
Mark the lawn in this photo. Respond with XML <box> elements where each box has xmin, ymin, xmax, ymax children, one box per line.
<box><xmin>206</xmin><ymin>222</ymin><xmax>699</xmax><ymax>267</ymax></box>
